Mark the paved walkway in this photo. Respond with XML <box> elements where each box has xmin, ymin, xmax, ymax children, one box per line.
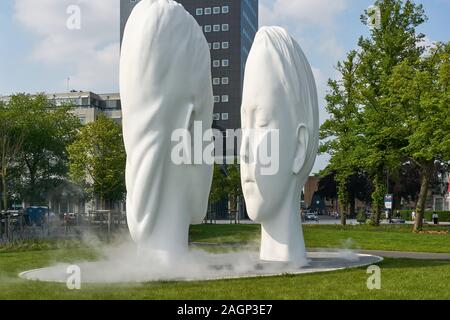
<box><xmin>357</xmin><ymin>249</ymin><xmax>450</xmax><ymax>260</ymax></box>
<box><xmin>302</xmin><ymin>248</ymin><xmax>450</xmax><ymax>260</ymax></box>
<box><xmin>191</xmin><ymin>243</ymin><xmax>450</xmax><ymax>260</ymax></box>
<box><xmin>210</xmin><ymin>218</ymin><xmax>450</xmax><ymax>226</ymax></box>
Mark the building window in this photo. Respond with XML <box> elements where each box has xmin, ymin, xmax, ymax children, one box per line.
<box><xmin>213</xmin><ymin>78</ymin><xmax>220</xmax><ymax>85</ymax></box>
<box><xmin>213</xmin><ymin>60</ymin><xmax>220</xmax><ymax>68</ymax></box>
<box><xmin>214</xmin><ymin>96</ymin><xmax>220</xmax><ymax>103</ymax></box>
<box><xmin>222</xmin><ymin>113</ymin><xmax>229</xmax><ymax>120</ymax></box>
<box><xmin>213</xmin><ymin>42</ymin><xmax>220</xmax><ymax>50</ymax></box>
<box><xmin>213</xmin><ymin>24</ymin><xmax>220</xmax><ymax>32</ymax></box>
<box><xmin>222</xmin><ymin>59</ymin><xmax>229</xmax><ymax>67</ymax></box>
<box><xmin>204</xmin><ymin>7</ymin><xmax>212</xmax><ymax>15</ymax></box>
<box><xmin>204</xmin><ymin>25</ymin><xmax>211</xmax><ymax>33</ymax></box>
<box><xmin>222</xmin><ymin>95</ymin><xmax>229</xmax><ymax>103</ymax></box>
<box><xmin>222</xmin><ymin>42</ymin><xmax>229</xmax><ymax>49</ymax></box>
<box><xmin>213</xmin><ymin>113</ymin><xmax>220</xmax><ymax>121</ymax></box>
<box><xmin>222</xmin><ymin>77</ymin><xmax>229</xmax><ymax>85</ymax></box>
<box><xmin>213</xmin><ymin>7</ymin><xmax>221</xmax><ymax>14</ymax></box>
<box><xmin>222</xmin><ymin>24</ymin><xmax>229</xmax><ymax>31</ymax></box>
<box><xmin>196</xmin><ymin>8</ymin><xmax>203</xmax><ymax>16</ymax></box>
<box><xmin>222</xmin><ymin>6</ymin><xmax>229</xmax><ymax>14</ymax></box>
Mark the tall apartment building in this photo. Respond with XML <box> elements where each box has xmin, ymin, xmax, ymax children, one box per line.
<box><xmin>120</xmin><ymin>0</ymin><xmax>258</xmax><ymax>130</ymax></box>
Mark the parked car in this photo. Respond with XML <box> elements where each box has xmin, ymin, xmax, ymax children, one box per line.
<box><xmin>305</xmin><ymin>212</ymin><xmax>319</xmax><ymax>222</ymax></box>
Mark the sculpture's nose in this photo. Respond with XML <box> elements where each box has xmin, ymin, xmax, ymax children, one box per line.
<box><xmin>241</xmin><ymin>131</ymin><xmax>251</xmax><ymax>165</ymax></box>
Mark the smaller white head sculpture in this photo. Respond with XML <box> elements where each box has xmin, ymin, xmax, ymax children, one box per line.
<box><xmin>120</xmin><ymin>0</ymin><xmax>214</xmax><ymax>260</ymax></box>
<box><xmin>240</xmin><ymin>27</ymin><xmax>319</xmax><ymax>264</ymax></box>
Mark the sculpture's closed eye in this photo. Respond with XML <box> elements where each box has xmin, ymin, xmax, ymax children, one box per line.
<box><xmin>256</xmin><ymin>119</ymin><xmax>270</xmax><ymax>128</ymax></box>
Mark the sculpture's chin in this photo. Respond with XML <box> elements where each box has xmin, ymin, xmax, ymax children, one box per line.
<box><xmin>244</xmin><ymin>199</ymin><xmax>271</xmax><ymax>223</ymax></box>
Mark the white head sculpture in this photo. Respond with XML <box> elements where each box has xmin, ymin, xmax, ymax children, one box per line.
<box><xmin>240</xmin><ymin>27</ymin><xmax>319</xmax><ymax>264</ymax></box>
<box><xmin>120</xmin><ymin>0</ymin><xmax>214</xmax><ymax>259</ymax></box>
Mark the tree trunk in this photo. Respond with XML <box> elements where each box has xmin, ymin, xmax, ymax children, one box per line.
<box><xmin>1</xmin><ymin>167</ymin><xmax>7</xmax><ymax>237</ymax></box>
<box><xmin>371</xmin><ymin>173</ymin><xmax>385</xmax><ymax>226</ymax></box>
<box><xmin>414</xmin><ymin>164</ymin><xmax>432</xmax><ymax>232</ymax></box>
<box><xmin>337</xmin><ymin>179</ymin><xmax>348</xmax><ymax>226</ymax></box>
<box><xmin>340</xmin><ymin>204</ymin><xmax>347</xmax><ymax>226</ymax></box>
<box><xmin>99</xmin><ymin>195</ymin><xmax>104</xmax><ymax>210</ymax></box>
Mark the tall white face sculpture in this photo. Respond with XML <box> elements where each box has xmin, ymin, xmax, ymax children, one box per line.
<box><xmin>120</xmin><ymin>0</ymin><xmax>214</xmax><ymax>259</ymax></box>
<box><xmin>241</xmin><ymin>27</ymin><xmax>319</xmax><ymax>264</ymax></box>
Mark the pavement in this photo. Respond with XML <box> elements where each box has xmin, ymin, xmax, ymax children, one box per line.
<box><xmin>192</xmin><ymin>242</ymin><xmax>450</xmax><ymax>261</ymax></box>
<box><xmin>307</xmin><ymin>248</ymin><xmax>450</xmax><ymax>260</ymax></box>
<box><xmin>356</xmin><ymin>250</ymin><xmax>450</xmax><ymax>260</ymax></box>
<box><xmin>211</xmin><ymin>217</ymin><xmax>450</xmax><ymax>226</ymax></box>
<box><xmin>198</xmin><ymin>219</ymin><xmax>450</xmax><ymax>260</ymax></box>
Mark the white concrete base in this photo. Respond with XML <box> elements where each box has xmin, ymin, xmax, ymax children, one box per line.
<box><xmin>19</xmin><ymin>251</ymin><xmax>382</xmax><ymax>284</ymax></box>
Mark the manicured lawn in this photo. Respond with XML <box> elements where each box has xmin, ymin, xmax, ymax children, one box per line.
<box><xmin>190</xmin><ymin>224</ymin><xmax>450</xmax><ymax>253</ymax></box>
<box><xmin>0</xmin><ymin>224</ymin><xmax>449</xmax><ymax>299</ymax></box>
<box><xmin>0</xmin><ymin>248</ymin><xmax>449</xmax><ymax>299</ymax></box>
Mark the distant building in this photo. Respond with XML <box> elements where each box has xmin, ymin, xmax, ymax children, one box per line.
<box><xmin>120</xmin><ymin>0</ymin><xmax>259</xmax><ymax>131</ymax></box>
<box><xmin>304</xmin><ymin>176</ymin><xmax>367</xmax><ymax>216</ymax></box>
<box><xmin>303</xmin><ymin>176</ymin><xmax>320</xmax><ymax>208</ymax></box>
<box><xmin>433</xmin><ymin>172</ymin><xmax>450</xmax><ymax>211</ymax></box>
<box><xmin>48</xmin><ymin>91</ymin><xmax>122</xmax><ymax>125</ymax></box>
<box><xmin>1</xmin><ymin>91</ymin><xmax>122</xmax><ymax>125</ymax></box>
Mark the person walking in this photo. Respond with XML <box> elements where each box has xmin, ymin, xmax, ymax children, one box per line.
<box><xmin>432</xmin><ymin>212</ymin><xmax>439</xmax><ymax>225</ymax></box>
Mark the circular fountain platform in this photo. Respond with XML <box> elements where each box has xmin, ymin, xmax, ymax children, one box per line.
<box><xmin>19</xmin><ymin>251</ymin><xmax>382</xmax><ymax>284</ymax></box>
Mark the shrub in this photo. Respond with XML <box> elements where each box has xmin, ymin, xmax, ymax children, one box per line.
<box><xmin>356</xmin><ymin>211</ymin><xmax>367</xmax><ymax>224</ymax></box>
<box><xmin>397</xmin><ymin>210</ymin><xmax>450</xmax><ymax>222</ymax></box>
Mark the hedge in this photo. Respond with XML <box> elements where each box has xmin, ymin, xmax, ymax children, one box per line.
<box><xmin>396</xmin><ymin>210</ymin><xmax>450</xmax><ymax>222</ymax></box>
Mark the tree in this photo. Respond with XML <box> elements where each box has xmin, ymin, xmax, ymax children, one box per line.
<box><xmin>8</xmin><ymin>94</ymin><xmax>81</xmax><ymax>205</ymax></box>
<box><xmin>386</xmin><ymin>42</ymin><xmax>450</xmax><ymax>230</ymax></box>
<box><xmin>317</xmin><ymin>171</ymin><xmax>338</xmax><ymax>201</ymax></box>
<box><xmin>356</xmin><ymin>0</ymin><xmax>427</xmax><ymax>225</ymax></box>
<box><xmin>320</xmin><ymin>50</ymin><xmax>364</xmax><ymax>225</ymax></box>
<box><xmin>318</xmin><ymin>170</ymin><xmax>372</xmax><ymax>220</ymax></box>
<box><xmin>224</xmin><ymin>163</ymin><xmax>242</xmax><ymax>217</ymax></box>
<box><xmin>348</xmin><ymin>172</ymin><xmax>373</xmax><ymax>214</ymax></box>
<box><xmin>0</xmin><ymin>101</ymin><xmax>25</xmax><ymax>237</ymax></box>
<box><xmin>209</xmin><ymin>164</ymin><xmax>228</xmax><ymax>204</ymax></box>
<box><xmin>68</xmin><ymin>115</ymin><xmax>126</xmax><ymax>209</ymax></box>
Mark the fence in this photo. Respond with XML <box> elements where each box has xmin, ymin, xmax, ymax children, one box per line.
<box><xmin>0</xmin><ymin>210</ymin><xmax>127</xmax><ymax>244</ymax></box>
<box><xmin>204</xmin><ymin>197</ymin><xmax>248</xmax><ymax>224</ymax></box>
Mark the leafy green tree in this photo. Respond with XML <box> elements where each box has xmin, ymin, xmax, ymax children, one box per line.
<box><xmin>317</xmin><ymin>171</ymin><xmax>338</xmax><ymax>201</ymax></box>
<box><xmin>10</xmin><ymin>94</ymin><xmax>81</xmax><ymax>205</ymax></box>
<box><xmin>209</xmin><ymin>164</ymin><xmax>227</xmax><ymax>204</ymax></box>
<box><xmin>318</xmin><ymin>170</ymin><xmax>372</xmax><ymax>221</ymax></box>
<box><xmin>321</xmin><ymin>0</ymin><xmax>439</xmax><ymax>228</ymax></box>
<box><xmin>386</xmin><ymin>42</ymin><xmax>450</xmax><ymax>230</ymax></box>
<box><xmin>320</xmin><ymin>50</ymin><xmax>364</xmax><ymax>225</ymax></box>
<box><xmin>68</xmin><ymin>115</ymin><xmax>126</xmax><ymax>209</ymax></box>
<box><xmin>224</xmin><ymin>163</ymin><xmax>242</xmax><ymax>217</ymax></box>
<box><xmin>356</xmin><ymin>0</ymin><xmax>427</xmax><ymax>225</ymax></box>
<box><xmin>0</xmin><ymin>100</ymin><xmax>25</xmax><ymax>236</ymax></box>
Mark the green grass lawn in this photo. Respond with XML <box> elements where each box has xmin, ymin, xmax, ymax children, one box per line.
<box><xmin>0</xmin><ymin>224</ymin><xmax>449</xmax><ymax>300</ymax></box>
<box><xmin>190</xmin><ymin>224</ymin><xmax>450</xmax><ymax>253</ymax></box>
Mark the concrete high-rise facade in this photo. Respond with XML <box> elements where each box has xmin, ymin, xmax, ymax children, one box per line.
<box><xmin>120</xmin><ymin>0</ymin><xmax>258</xmax><ymax>130</ymax></box>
